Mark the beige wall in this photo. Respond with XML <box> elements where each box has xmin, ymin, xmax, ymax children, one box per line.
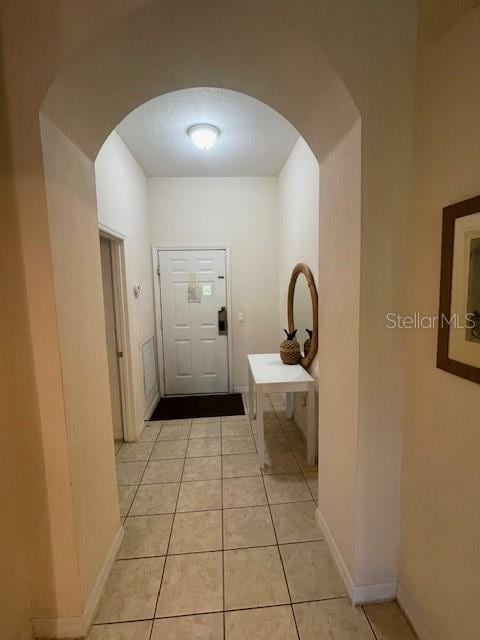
<box><xmin>1</xmin><ymin>7</ymin><xmax>91</xmax><ymax>630</ymax></box>
<box><xmin>41</xmin><ymin>115</ymin><xmax>121</xmax><ymax>613</ymax></box>
<box><xmin>0</xmin><ymin>62</ymin><xmax>37</xmax><ymax>640</ymax></box>
<box><xmin>40</xmin><ymin>2</ymin><xmax>414</xmax><ymax>600</ymax></box>
<box><xmin>96</xmin><ymin>130</ymin><xmax>158</xmax><ymax>435</ymax></box>
<box><xmin>0</xmin><ymin>234</ymin><xmax>34</xmax><ymax>638</ymax></box>
<box><xmin>277</xmin><ymin>137</ymin><xmax>320</xmax><ymax>434</ymax></box>
<box><xmin>0</xmin><ymin>1</ymin><xmax>416</xmax><ymax>635</ymax></box>
<box><xmin>399</xmin><ymin>5</ymin><xmax>480</xmax><ymax>639</ymax></box>
<box><xmin>148</xmin><ymin>177</ymin><xmax>279</xmax><ymax>389</ymax></box>
<box><xmin>317</xmin><ymin>120</ymin><xmax>362</xmax><ymax>582</ymax></box>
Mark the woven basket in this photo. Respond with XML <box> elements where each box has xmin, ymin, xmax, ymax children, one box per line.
<box><xmin>280</xmin><ymin>338</ymin><xmax>301</xmax><ymax>365</ymax></box>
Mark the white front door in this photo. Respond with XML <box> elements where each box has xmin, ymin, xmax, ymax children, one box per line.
<box><xmin>158</xmin><ymin>249</ymin><xmax>229</xmax><ymax>395</ymax></box>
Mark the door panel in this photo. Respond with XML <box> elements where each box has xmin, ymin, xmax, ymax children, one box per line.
<box><xmin>201</xmin><ymin>339</ymin><xmax>216</xmax><ymax>375</ymax></box>
<box><xmin>175</xmin><ymin>339</ymin><xmax>193</xmax><ymax>377</ymax></box>
<box><xmin>159</xmin><ymin>249</ymin><xmax>229</xmax><ymax>395</ymax></box>
<box><xmin>173</xmin><ymin>283</ymin><xmax>189</xmax><ymax>326</ymax></box>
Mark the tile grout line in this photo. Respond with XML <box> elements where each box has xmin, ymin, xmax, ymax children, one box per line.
<box><xmin>273</xmin><ymin>398</ymin><xmax>318</xmax><ymax>504</ymax></box>
<box><xmin>258</xmin><ymin>445</ymin><xmax>302</xmax><ymax>640</ymax></box>
<box><xmin>121</xmin><ymin>438</ymin><xmax>157</xmax><ymax>520</ymax></box>
<box><xmin>92</xmin><ymin>594</ymin><xmax>349</xmax><ymax>629</ymax></box>
<box><xmin>110</xmin><ymin>397</ymin><xmax>319</xmax><ymax>636</ymax></box>
<box><xmin>114</xmin><ymin>535</ymin><xmax>323</xmax><ymax>562</ymax></box>
<box><xmin>115</xmin><ymin>498</ymin><xmax>318</xmax><ymax>520</ymax></box>
<box><xmin>121</xmin><ymin>427</ymin><xmax>305</xmax><ymax>454</ymax></box>
<box><xmin>220</xmin><ymin>415</ymin><xmax>227</xmax><ymax>638</ymax></box>
<box><xmin>118</xmin><ymin>398</ymin><xmax>315</xmax><ymax>515</ymax></box>
<box><xmin>119</xmin><ymin>469</ymin><xmax>313</xmax><ymax>485</ymax></box>
<box><xmin>362</xmin><ymin>605</ymin><xmax>380</xmax><ymax>640</ymax></box>
<box><xmin>271</xmin><ymin>395</ymin><xmax>318</xmax><ymax>638</ymax></box>
<box><xmin>148</xmin><ymin>419</ymin><xmax>190</xmax><ymax>638</ymax></box>
<box><xmin>271</xmin><ymin>394</ymin><xmax>314</xmax><ymax>637</ymax></box>
<box><xmin>115</xmin><ymin>426</ymin><xmax>165</xmax><ymax>638</ymax></box>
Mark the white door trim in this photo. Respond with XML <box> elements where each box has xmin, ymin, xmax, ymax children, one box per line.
<box><xmin>152</xmin><ymin>245</ymin><xmax>234</xmax><ymax>395</ymax></box>
<box><xmin>99</xmin><ymin>225</ymin><xmax>136</xmax><ymax>441</ymax></box>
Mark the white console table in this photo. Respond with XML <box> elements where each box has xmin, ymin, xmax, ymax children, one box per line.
<box><xmin>247</xmin><ymin>353</ymin><xmax>316</xmax><ymax>467</ymax></box>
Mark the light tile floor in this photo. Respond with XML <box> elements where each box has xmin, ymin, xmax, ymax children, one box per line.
<box><xmin>92</xmin><ymin>394</ymin><xmax>416</xmax><ymax>640</ymax></box>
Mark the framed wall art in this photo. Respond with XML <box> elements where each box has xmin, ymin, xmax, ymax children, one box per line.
<box><xmin>437</xmin><ymin>194</ymin><xmax>480</xmax><ymax>383</ymax></box>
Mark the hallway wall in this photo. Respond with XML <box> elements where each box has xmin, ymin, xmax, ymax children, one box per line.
<box><xmin>0</xmin><ymin>270</ymin><xmax>34</xmax><ymax>638</ymax></box>
<box><xmin>0</xmin><ymin>70</ymin><xmax>37</xmax><ymax>639</ymax></box>
<box><xmin>399</xmin><ymin>4</ymin><xmax>480</xmax><ymax>639</ymax></box>
<box><xmin>317</xmin><ymin>120</ymin><xmax>362</xmax><ymax>589</ymax></box>
<box><xmin>148</xmin><ymin>177</ymin><xmax>279</xmax><ymax>389</ymax></box>
<box><xmin>277</xmin><ymin>137</ymin><xmax>320</xmax><ymax>435</ymax></box>
<box><xmin>37</xmin><ymin>0</ymin><xmax>416</xmax><ymax>607</ymax></box>
<box><xmin>96</xmin><ymin>131</ymin><xmax>158</xmax><ymax>436</ymax></box>
<box><xmin>0</xmin><ymin>0</ymin><xmax>416</xmax><ymax>634</ymax></box>
<box><xmin>40</xmin><ymin>115</ymin><xmax>121</xmax><ymax>620</ymax></box>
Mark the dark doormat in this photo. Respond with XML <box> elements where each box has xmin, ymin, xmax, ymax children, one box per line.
<box><xmin>149</xmin><ymin>393</ymin><xmax>245</xmax><ymax>421</ymax></box>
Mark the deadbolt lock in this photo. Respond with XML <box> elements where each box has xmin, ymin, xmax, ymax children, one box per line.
<box><xmin>218</xmin><ymin>307</ymin><xmax>228</xmax><ymax>335</ymax></box>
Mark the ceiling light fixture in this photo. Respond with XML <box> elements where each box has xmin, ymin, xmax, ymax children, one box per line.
<box><xmin>187</xmin><ymin>123</ymin><xmax>220</xmax><ymax>150</ymax></box>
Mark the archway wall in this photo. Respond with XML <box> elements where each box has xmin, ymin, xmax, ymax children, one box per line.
<box><xmin>40</xmin><ymin>3</ymin><xmax>367</xmax><ymax>611</ymax></box>
<box><xmin>1</xmin><ymin>0</ymin><xmax>417</xmax><ymax>630</ymax></box>
<box><xmin>39</xmin><ymin>112</ymin><xmax>122</xmax><ymax>624</ymax></box>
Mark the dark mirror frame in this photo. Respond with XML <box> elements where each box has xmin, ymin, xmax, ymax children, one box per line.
<box><xmin>287</xmin><ymin>263</ymin><xmax>318</xmax><ymax>369</ymax></box>
<box><xmin>437</xmin><ymin>194</ymin><xmax>480</xmax><ymax>384</ymax></box>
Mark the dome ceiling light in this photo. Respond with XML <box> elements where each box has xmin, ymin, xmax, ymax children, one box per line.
<box><xmin>187</xmin><ymin>123</ymin><xmax>220</xmax><ymax>150</ymax></box>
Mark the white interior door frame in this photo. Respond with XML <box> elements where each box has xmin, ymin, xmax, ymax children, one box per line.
<box><xmin>99</xmin><ymin>224</ymin><xmax>136</xmax><ymax>441</ymax></box>
<box><xmin>152</xmin><ymin>245</ymin><xmax>234</xmax><ymax>395</ymax></box>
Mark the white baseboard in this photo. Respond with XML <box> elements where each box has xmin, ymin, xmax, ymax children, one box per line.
<box><xmin>32</xmin><ymin>616</ymin><xmax>84</xmax><ymax>639</ymax></box>
<box><xmin>397</xmin><ymin>583</ymin><xmax>431</xmax><ymax>640</ymax></box>
<box><xmin>32</xmin><ymin>525</ymin><xmax>124</xmax><ymax>638</ymax></box>
<box><xmin>315</xmin><ymin>507</ymin><xmax>397</xmax><ymax>605</ymax></box>
<box><xmin>82</xmin><ymin>525</ymin><xmax>124</xmax><ymax>632</ymax></box>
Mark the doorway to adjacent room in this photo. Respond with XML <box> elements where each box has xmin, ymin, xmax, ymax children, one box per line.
<box><xmin>99</xmin><ymin>231</ymin><xmax>135</xmax><ymax>444</ymax></box>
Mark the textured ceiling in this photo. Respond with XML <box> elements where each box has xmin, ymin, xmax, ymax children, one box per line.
<box><xmin>116</xmin><ymin>87</ymin><xmax>299</xmax><ymax>177</ymax></box>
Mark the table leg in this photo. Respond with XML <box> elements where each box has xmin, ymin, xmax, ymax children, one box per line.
<box><xmin>285</xmin><ymin>392</ymin><xmax>294</xmax><ymax>419</ymax></box>
<box><xmin>255</xmin><ymin>388</ymin><xmax>265</xmax><ymax>467</ymax></box>
<box><xmin>306</xmin><ymin>386</ymin><xmax>316</xmax><ymax>467</ymax></box>
<box><xmin>248</xmin><ymin>367</ymin><xmax>255</xmax><ymax>420</ymax></box>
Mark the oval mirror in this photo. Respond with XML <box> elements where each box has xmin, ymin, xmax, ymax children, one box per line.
<box><xmin>287</xmin><ymin>263</ymin><xmax>318</xmax><ymax>368</ymax></box>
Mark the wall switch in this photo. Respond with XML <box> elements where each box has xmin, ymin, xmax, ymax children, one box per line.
<box><xmin>237</xmin><ymin>312</ymin><xmax>245</xmax><ymax>322</ymax></box>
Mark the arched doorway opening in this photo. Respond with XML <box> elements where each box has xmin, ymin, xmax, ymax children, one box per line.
<box><xmin>29</xmin><ymin>2</ymin><xmax>414</xmax><ymax>635</ymax></box>
<box><xmin>91</xmin><ymin>85</ymin><xmax>328</xmax><ymax>627</ymax></box>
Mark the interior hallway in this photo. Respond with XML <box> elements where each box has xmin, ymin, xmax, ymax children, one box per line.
<box><xmin>91</xmin><ymin>394</ymin><xmax>416</xmax><ymax>639</ymax></box>
<box><xmin>5</xmin><ymin>3</ymin><xmax>480</xmax><ymax>640</ymax></box>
